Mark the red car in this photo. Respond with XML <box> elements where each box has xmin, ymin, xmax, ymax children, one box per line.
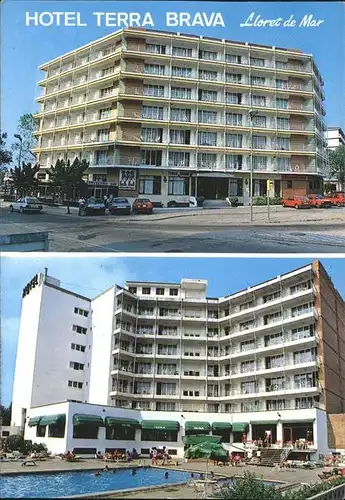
<box><xmin>281</xmin><ymin>196</ymin><xmax>311</xmax><ymax>209</ymax></box>
<box><xmin>132</xmin><ymin>198</ymin><xmax>153</xmax><ymax>214</ymax></box>
<box><xmin>307</xmin><ymin>194</ymin><xmax>333</xmax><ymax>208</ymax></box>
<box><xmin>327</xmin><ymin>192</ymin><xmax>345</xmax><ymax>207</ymax></box>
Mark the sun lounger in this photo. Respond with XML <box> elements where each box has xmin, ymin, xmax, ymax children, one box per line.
<box><xmin>21</xmin><ymin>460</ymin><xmax>36</xmax><ymax>466</ymax></box>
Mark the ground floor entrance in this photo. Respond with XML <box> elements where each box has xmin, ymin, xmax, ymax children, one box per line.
<box><xmin>195</xmin><ymin>177</ymin><xmax>229</xmax><ymax>200</ymax></box>
<box><xmin>251</xmin><ymin>424</ymin><xmax>277</xmax><ymax>445</ymax></box>
<box><xmin>283</xmin><ymin>422</ymin><xmax>314</xmax><ymax>446</ymax></box>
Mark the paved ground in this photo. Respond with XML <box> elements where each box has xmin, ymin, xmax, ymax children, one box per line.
<box><xmin>1</xmin><ymin>203</ymin><xmax>345</xmax><ymax>253</ymax></box>
<box><xmin>1</xmin><ymin>457</ymin><xmax>323</xmax><ymax>498</ymax></box>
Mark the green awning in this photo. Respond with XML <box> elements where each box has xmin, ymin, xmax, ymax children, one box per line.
<box><xmin>212</xmin><ymin>422</ymin><xmax>232</xmax><ymax>431</ymax></box>
<box><xmin>105</xmin><ymin>417</ymin><xmax>140</xmax><ymax>428</ymax></box>
<box><xmin>250</xmin><ymin>421</ymin><xmax>277</xmax><ymax>426</ymax></box>
<box><xmin>40</xmin><ymin>414</ymin><xmax>66</xmax><ymax>426</ymax></box>
<box><xmin>232</xmin><ymin>422</ymin><xmax>249</xmax><ymax>433</ymax></box>
<box><xmin>185</xmin><ymin>421</ymin><xmax>210</xmax><ymax>432</ymax></box>
<box><xmin>183</xmin><ymin>434</ymin><xmax>222</xmax><ymax>446</ymax></box>
<box><xmin>141</xmin><ymin>420</ymin><xmax>180</xmax><ymax>431</ymax></box>
<box><xmin>28</xmin><ymin>416</ymin><xmax>43</xmax><ymax>427</ymax></box>
<box><xmin>73</xmin><ymin>414</ymin><xmax>104</xmax><ymax>426</ymax></box>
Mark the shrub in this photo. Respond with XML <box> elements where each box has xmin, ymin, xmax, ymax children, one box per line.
<box><xmin>213</xmin><ymin>471</ymin><xmax>283</xmax><ymax>500</ymax></box>
<box><xmin>252</xmin><ymin>196</ymin><xmax>282</xmax><ymax>206</ymax></box>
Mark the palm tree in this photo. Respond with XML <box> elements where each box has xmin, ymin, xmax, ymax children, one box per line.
<box><xmin>48</xmin><ymin>157</ymin><xmax>89</xmax><ymax>213</ymax></box>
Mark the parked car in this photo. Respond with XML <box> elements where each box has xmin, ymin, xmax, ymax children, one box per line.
<box><xmin>307</xmin><ymin>194</ymin><xmax>333</xmax><ymax>208</ymax></box>
<box><xmin>281</xmin><ymin>196</ymin><xmax>311</xmax><ymax>209</ymax></box>
<box><xmin>78</xmin><ymin>197</ymin><xmax>106</xmax><ymax>216</ymax></box>
<box><xmin>108</xmin><ymin>197</ymin><xmax>131</xmax><ymax>215</ymax></box>
<box><xmin>132</xmin><ymin>198</ymin><xmax>153</xmax><ymax>215</ymax></box>
<box><xmin>327</xmin><ymin>192</ymin><xmax>345</xmax><ymax>207</ymax></box>
<box><xmin>9</xmin><ymin>196</ymin><xmax>43</xmax><ymax>213</ymax></box>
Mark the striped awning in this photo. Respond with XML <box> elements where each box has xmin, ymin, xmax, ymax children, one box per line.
<box><xmin>40</xmin><ymin>414</ymin><xmax>66</xmax><ymax>426</ymax></box>
<box><xmin>28</xmin><ymin>416</ymin><xmax>43</xmax><ymax>427</ymax></box>
<box><xmin>141</xmin><ymin>420</ymin><xmax>180</xmax><ymax>431</ymax></box>
<box><xmin>105</xmin><ymin>417</ymin><xmax>139</xmax><ymax>428</ymax></box>
<box><xmin>73</xmin><ymin>414</ymin><xmax>104</xmax><ymax>426</ymax></box>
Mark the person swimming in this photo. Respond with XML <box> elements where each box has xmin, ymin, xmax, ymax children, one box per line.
<box><xmin>164</xmin><ymin>471</ymin><xmax>169</xmax><ymax>479</ymax></box>
<box><xmin>94</xmin><ymin>471</ymin><xmax>101</xmax><ymax>476</ymax></box>
<box><xmin>131</xmin><ymin>468</ymin><xmax>137</xmax><ymax>476</ymax></box>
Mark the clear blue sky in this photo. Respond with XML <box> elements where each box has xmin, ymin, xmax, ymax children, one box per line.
<box><xmin>1</xmin><ymin>0</ymin><xmax>345</xmax><ymax>142</ymax></box>
<box><xmin>2</xmin><ymin>256</ymin><xmax>345</xmax><ymax>405</ymax></box>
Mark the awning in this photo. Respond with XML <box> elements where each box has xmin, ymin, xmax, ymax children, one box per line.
<box><xmin>28</xmin><ymin>416</ymin><xmax>43</xmax><ymax>427</ymax></box>
<box><xmin>105</xmin><ymin>417</ymin><xmax>140</xmax><ymax>428</ymax></box>
<box><xmin>183</xmin><ymin>434</ymin><xmax>222</xmax><ymax>446</ymax></box>
<box><xmin>212</xmin><ymin>422</ymin><xmax>232</xmax><ymax>431</ymax></box>
<box><xmin>185</xmin><ymin>421</ymin><xmax>210</xmax><ymax>432</ymax></box>
<box><xmin>250</xmin><ymin>421</ymin><xmax>278</xmax><ymax>426</ymax></box>
<box><xmin>232</xmin><ymin>422</ymin><xmax>249</xmax><ymax>433</ymax></box>
<box><xmin>141</xmin><ymin>420</ymin><xmax>180</xmax><ymax>431</ymax></box>
<box><xmin>73</xmin><ymin>414</ymin><xmax>104</xmax><ymax>426</ymax></box>
<box><xmin>40</xmin><ymin>414</ymin><xmax>66</xmax><ymax>426</ymax></box>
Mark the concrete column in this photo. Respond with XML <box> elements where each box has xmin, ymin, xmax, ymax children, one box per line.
<box><xmin>247</xmin><ymin>424</ymin><xmax>252</xmax><ymax>442</ymax></box>
<box><xmin>99</xmin><ymin>426</ymin><xmax>106</xmax><ymax>452</ymax></box>
<box><xmin>243</xmin><ymin>178</ymin><xmax>250</xmax><ymax>205</ymax></box>
<box><xmin>276</xmin><ymin>421</ymin><xmax>283</xmax><ymax>444</ymax></box>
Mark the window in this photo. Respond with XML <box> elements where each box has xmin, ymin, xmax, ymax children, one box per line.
<box><xmin>156</xmin><ymin>382</ymin><xmax>176</xmax><ymax>396</ymax></box>
<box><xmin>199</xmin><ymin>70</ymin><xmax>218</xmax><ymax>81</ymax></box>
<box><xmin>241</xmin><ymin>360</ymin><xmax>255</xmax><ymax>373</ymax></box>
<box><xmin>266</xmin><ymin>376</ymin><xmax>285</xmax><ymax>391</ymax></box>
<box><xmin>241</xmin><ymin>401</ymin><xmax>260</xmax><ymax>412</ymax></box>
<box><xmin>229</xmin><ymin>178</ymin><xmax>243</xmax><ymax>196</ymax></box>
<box><xmin>240</xmin><ymin>339</ymin><xmax>255</xmax><ymax>351</ymax></box>
<box><xmin>241</xmin><ymin>380</ymin><xmax>257</xmax><ymax>394</ymax></box>
<box><xmin>170</xmin><ymin>129</ymin><xmax>190</xmax><ymax>145</ymax></box>
<box><xmin>226</xmin><ymin>156</ymin><xmax>243</xmax><ymax>172</ymax></box>
<box><xmin>93</xmin><ymin>174</ymin><xmax>107</xmax><ymax>182</ymax></box>
<box><xmin>226</xmin><ymin>134</ymin><xmax>243</xmax><ymax>148</ymax></box>
<box><xmin>48</xmin><ymin>421</ymin><xmax>66</xmax><ymax>438</ymax></box>
<box><xmin>172</xmin><ymin>46</ymin><xmax>193</xmax><ymax>57</ymax></box>
<box><xmin>277</xmin><ymin>117</ymin><xmax>289</xmax><ymax>130</ymax></box>
<box><xmin>128</xmin><ymin>287</ymin><xmax>137</xmax><ymax>294</ymax></box>
<box><xmin>290</xmin><ymin>281</ymin><xmax>311</xmax><ymax>294</ymax></box>
<box><xmin>146</xmin><ymin>44</ymin><xmax>166</xmax><ymax>54</ymax></box>
<box><xmin>276</xmin><ymin>61</ymin><xmax>287</xmax><ymax>69</ymax></box>
<box><xmin>291</xmin><ymin>303</ymin><xmax>313</xmax><ymax>317</ymax></box>
<box><xmin>291</xmin><ymin>324</ymin><xmax>314</xmax><ymax>340</ymax></box>
<box><xmin>276</xmin><ymin>98</ymin><xmax>288</xmax><ymax>109</ymax></box>
<box><xmin>198</xmin><ymin>132</ymin><xmax>217</xmax><ymax>146</ymax></box>
<box><xmin>239</xmin><ymin>319</ymin><xmax>254</xmax><ymax>331</ymax></box>
<box><xmin>141</xmin><ymin>106</ymin><xmax>164</xmax><ymax>120</ymax></box>
<box><xmin>142</xmin><ymin>287</ymin><xmax>151</xmax><ymax>295</ymax></box>
<box><xmin>264</xmin><ymin>333</ymin><xmax>283</xmax><ymax>347</ymax></box>
<box><xmin>156</xmin><ymin>288</ymin><xmax>165</xmax><ymax>296</ymax></box>
<box><xmin>141</xmin><ymin>429</ymin><xmax>178</xmax><ymax>442</ymax></box>
<box><xmin>226</xmin><ymin>92</ymin><xmax>242</xmax><ymax>104</ymax></box>
<box><xmin>251</xmin><ymin>76</ymin><xmax>266</xmax><ymax>86</ymax></box>
<box><xmin>68</xmin><ymin>380</ymin><xmax>83</xmax><ymax>389</ymax></box>
<box><xmin>226</xmin><ymin>54</ymin><xmax>242</xmax><ymax>64</ymax></box>
<box><xmin>226</xmin><ymin>113</ymin><xmax>242</xmax><ymax>126</ymax></box>
<box><xmin>252</xmin><ymin>95</ymin><xmax>266</xmax><ymax>107</ymax></box>
<box><xmin>266</xmin><ymin>399</ymin><xmax>286</xmax><ymax>411</ymax></box>
<box><xmin>265</xmin><ymin>354</ymin><xmax>284</xmax><ymax>369</ymax></box>
<box><xmin>73</xmin><ymin>325</ymin><xmax>87</xmax><ymax>335</ymax></box>
<box><xmin>143</xmin><ymin>84</ymin><xmax>165</xmax><ymax>97</ymax></box>
<box><xmin>295</xmin><ymin>397</ymin><xmax>314</xmax><ymax>409</ymax></box>
<box><xmin>140</xmin><ymin>150</ymin><xmax>162</xmax><ymax>166</ymax></box>
<box><xmin>252</xmin><ymin>135</ymin><xmax>267</xmax><ymax>149</ymax></box>
<box><xmin>168</xmin><ymin>176</ymin><xmax>189</xmax><ymax>195</ymax></box>
<box><xmin>69</xmin><ymin>361</ymin><xmax>84</xmax><ymax>370</ymax></box>
<box><xmin>100</xmin><ymin>86</ymin><xmax>115</xmax><ymax>97</ymax></box>
<box><xmin>226</xmin><ymin>73</ymin><xmax>242</xmax><ymax>83</ymax></box>
<box><xmin>157</xmin><ymin>344</ymin><xmax>177</xmax><ymax>355</ymax></box>
<box><xmin>156</xmin><ymin>402</ymin><xmax>176</xmax><ymax>411</ymax></box>
<box><xmin>144</xmin><ymin>64</ymin><xmax>165</xmax><ymax>75</ymax></box>
<box><xmin>139</xmin><ymin>176</ymin><xmax>161</xmax><ymax>195</ymax></box>
<box><xmin>168</xmin><ymin>151</ymin><xmax>190</xmax><ymax>167</ymax></box>
<box><xmin>274</xmin><ymin>137</ymin><xmax>290</xmax><ymax>150</ymax></box>
<box><xmin>157</xmin><ymin>363</ymin><xmax>178</xmax><ymax>375</ymax></box>
<box><xmin>172</xmin><ymin>66</ymin><xmax>192</xmax><ymax>78</ymax></box>
<box><xmin>74</xmin><ymin>307</ymin><xmax>89</xmax><ymax>317</ymax></box>
<box><xmin>141</xmin><ymin>128</ymin><xmax>163</xmax><ymax>143</ymax></box>
<box><xmin>240</xmin><ymin>301</ymin><xmax>254</xmax><ymax>311</ymax></box>
<box><xmin>197</xmin><ymin>153</ymin><xmax>217</xmax><ymax>169</ymax></box>
<box><xmin>36</xmin><ymin>425</ymin><xmax>46</xmax><ymax>438</ymax></box>
<box><xmin>252</xmin><ymin>115</ymin><xmax>267</xmax><ymax>128</ymax></box>
<box><xmin>276</xmin><ymin>79</ymin><xmax>288</xmax><ymax>89</ymax></box>
<box><xmin>294</xmin><ymin>372</ymin><xmax>315</xmax><ymax>389</ymax></box>
<box><xmin>277</xmin><ymin>157</ymin><xmax>291</xmax><ymax>171</ymax></box>
<box><xmin>171</xmin><ymin>87</ymin><xmax>192</xmax><ymax>100</ymax></box>
<box><xmin>264</xmin><ymin>311</ymin><xmax>282</xmax><ymax>325</ymax></box>
<box><xmin>73</xmin><ymin>425</ymin><xmax>99</xmax><ymax>439</ymax></box>
<box><xmin>293</xmin><ymin>348</ymin><xmax>316</xmax><ymax>364</ymax></box>
<box><xmin>170</xmin><ymin>108</ymin><xmax>191</xmax><ymax>122</ymax></box>
<box><xmin>198</xmin><ymin>110</ymin><xmax>217</xmax><ymax>124</ymax></box>
<box><xmin>252</xmin><ymin>157</ymin><xmax>268</xmax><ymax>171</ymax></box>
<box><xmin>199</xmin><ymin>50</ymin><xmax>217</xmax><ymax>60</ymax></box>
<box><xmin>170</xmin><ymin>288</ymin><xmax>178</xmax><ymax>296</ymax></box>
<box><xmin>106</xmin><ymin>425</ymin><xmax>135</xmax><ymax>440</ymax></box>
<box><xmin>251</xmin><ymin>57</ymin><xmax>265</xmax><ymax>67</ymax></box>
<box><xmin>198</xmin><ymin>89</ymin><xmax>218</xmax><ymax>102</ymax></box>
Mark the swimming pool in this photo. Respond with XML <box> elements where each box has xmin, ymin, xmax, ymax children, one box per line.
<box><xmin>1</xmin><ymin>467</ymin><xmax>191</xmax><ymax>498</ymax></box>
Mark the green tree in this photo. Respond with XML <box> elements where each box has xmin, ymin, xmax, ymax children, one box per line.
<box><xmin>10</xmin><ymin>162</ymin><xmax>39</xmax><ymax>197</ymax></box>
<box><xmin>214</xmin><ymin>472</ymin><xmax>283</xmax><ymax>500</ymax></box>
<box><xmin>0</xmin><ymin>403</ymin><xmax>12</xmax><ymax>425</ymax></box>
<box><xmin>12</xmin><ymin>114</ymin><xmax>38</xmax><ymax>165</ymax></box>
<box><xmin>48</xmin><ymin>157</ymin><xmax>89</xmax><ymax>213</ymax></box>
<box><xmin>328</xmin><ymin>145</ymin><xmax>345</xmax><ymax>190</ymax></box>
<box><xmin>0</xmin><ymin>132</ymin><xmax>13</xmax><ymax>173</ymax></box>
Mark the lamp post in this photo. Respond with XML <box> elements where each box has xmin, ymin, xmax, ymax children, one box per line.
<box><xmin>248</xmin><ymin>110</ymin><xmax>259</xmax><ymax>222</ymax></box>
<box><xmin>14</xmin><ymin>134</ymin><xmax>23</xmax><ymax>168</ymax></box>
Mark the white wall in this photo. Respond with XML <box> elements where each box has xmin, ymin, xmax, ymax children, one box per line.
<box><xmin>11</xmin><ymin>284</ymin><xmax>43</xmax><ymax>427</ymax></box>
<box><xmin>88</xmin><ymin>288</ymin><xmax>115</xmax><ymax>405</ymax></box>
<box><xmin>315</xmin><ymin>409</ymin><xmax>329</xmax><ymax>457</ymax></box>
<box><xmin>32</xmin><ymin>284</ymin><xmax>92</xmax><ymax>407</ymax></box>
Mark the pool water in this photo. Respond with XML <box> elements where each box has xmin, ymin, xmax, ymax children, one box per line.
<box><xmin>1</xmin><ymin>467</ymin><xmax>191</xmax><ymax>498</ymax></box>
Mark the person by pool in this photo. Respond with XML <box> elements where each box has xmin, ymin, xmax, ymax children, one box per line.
<box><xmin>210</xmin><ymin>472</ymin><xmax>215</xmax><ymax>480</ymax></box>
<box><xmin>164</xmin><ymin>471</ymin><xmax>169</xmax><ymax>479</ymax></box>
<box><xmin>199</xmin><ymin>473</ymin><xmax>205</xmax><ymax>480</ymax></box>
<box><xmin>190</xmin><ymin>473</ymin><xmax>195</xmax><ymax>479</ymax></box>
<box><xmin>103</xmin><ymin>465</ymin><xmax>109</xmax><ymax>472</ymax></box>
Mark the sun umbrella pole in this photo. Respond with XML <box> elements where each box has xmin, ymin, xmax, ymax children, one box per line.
<box><xmin>204</xmin><ymin>457</ymin><xmax>208</xmax><ymax>499</ymax></box>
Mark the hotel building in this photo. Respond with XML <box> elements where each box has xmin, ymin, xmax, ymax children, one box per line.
<box><xmin>12</xmin><ymin>262</ymin><xmax>345</xmax><ymax>457</ymax></box>
<box><xmin>33</xmin><ymin>28</ymin><xmax>328</xmax><ymax>205</ymax></box>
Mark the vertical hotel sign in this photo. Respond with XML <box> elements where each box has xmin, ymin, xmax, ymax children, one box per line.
<box><xmin>119</xmin><ymin>169</ymin><xmax>137</xmax><ymax>190</ymax></box>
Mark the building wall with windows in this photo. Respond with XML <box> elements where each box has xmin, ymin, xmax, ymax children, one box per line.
<box><xmin>32</xmin><ymin>28</ymin><xmax>328</xmax><ymax>205</ymax></box>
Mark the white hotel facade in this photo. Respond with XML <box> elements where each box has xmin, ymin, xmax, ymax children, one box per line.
<box><xmin>12</xmin><ymin>262</ymin><xmax>345</xmax><ymax>457</ymax></box>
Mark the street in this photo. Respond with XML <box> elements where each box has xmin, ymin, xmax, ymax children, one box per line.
<box><xmin>1</xmin><ymin>204</ymin><xmax>345</xmax><ymax>253</ymax></box>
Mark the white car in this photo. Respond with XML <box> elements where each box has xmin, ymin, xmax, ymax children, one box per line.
<box><xmin>10</xmin><ymin>197</ymin><xmax>43</xmax><ymax>213</ymax></box>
